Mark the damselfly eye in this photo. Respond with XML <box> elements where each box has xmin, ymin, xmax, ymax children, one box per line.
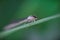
<box><xmin>32</xmin><ymin>16</ymin><xmax>37</xmax><ymax>18</ymax></box>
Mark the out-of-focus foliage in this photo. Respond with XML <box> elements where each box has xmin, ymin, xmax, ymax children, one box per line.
<box><xmin>0</xmin><ymin>0</ymin><xmax>60</xmax><ymax>40</ymax></box>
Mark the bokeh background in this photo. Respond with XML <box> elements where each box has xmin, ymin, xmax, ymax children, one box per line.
<box><xmin>0</xmin><ymin>0</ymin><xmax>60</xmax><ymax>40</ymax></box>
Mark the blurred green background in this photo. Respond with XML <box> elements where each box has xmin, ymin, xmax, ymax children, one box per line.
<box><xmin>0</xmin><ymin>0</ymin><xmax>60</xmax><ymax>40</ymax></box>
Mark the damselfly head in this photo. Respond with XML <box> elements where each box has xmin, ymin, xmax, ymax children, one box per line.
<box><xmin>27</xmin><ymin>15</ymin><xmax>37</xmax><ymax>22</ymax></box>
<box><xmin>27</xmin><ymin>15</ymin><xmax>37</xmax><ymax>19</ymax></box>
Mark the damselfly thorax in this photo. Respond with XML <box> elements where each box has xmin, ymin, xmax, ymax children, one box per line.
<box><xmin>3</xmin><ymin>15</ymin><xmax>37</xmax><ymax>31</ymax></box>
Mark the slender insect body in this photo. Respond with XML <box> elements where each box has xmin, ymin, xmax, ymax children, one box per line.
<box><xmin>3</xmin><ymin>15</ymin><xmax>37</xmax><ymax>31</ymax></box>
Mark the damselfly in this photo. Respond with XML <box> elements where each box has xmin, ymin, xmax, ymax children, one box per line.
<box><xmin>3</xmin><ymin>15</ymin><xmax>37</xmax><ymax>31</ymax></box>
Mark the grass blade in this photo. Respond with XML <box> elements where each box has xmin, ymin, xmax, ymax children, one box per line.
<box><xmin>0</xmin><ymin>14</ymin><xmax>60</xmax><ymax>38</ymax></box>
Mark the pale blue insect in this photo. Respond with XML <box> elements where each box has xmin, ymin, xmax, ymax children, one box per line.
<box><xmin>3</xmin><ymin>15</ymin><xmax>37</xmax><ymax>31</ymax></box>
